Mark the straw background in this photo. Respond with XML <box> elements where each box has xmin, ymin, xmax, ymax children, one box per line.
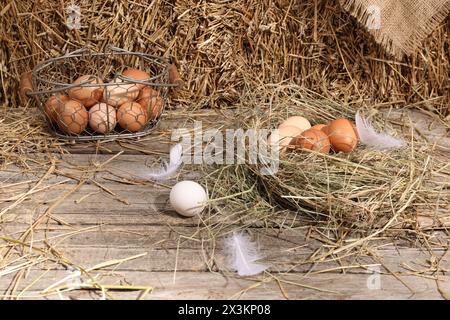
<box><xmin>1</xmin><ymin>0</ymin><xmax>449</xmax><ymax>117</ymax></box>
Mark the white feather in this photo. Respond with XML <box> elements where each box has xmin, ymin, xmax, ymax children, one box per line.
<box><xmin>224</xmin><ymin>232</ymin><xmax>269</xmax><ymax>276</ymax></box>
<box><xmin>355</xmin><ymin>111</ymin><xmax>405</xmax><ymax>150</ymax></box>
<box><xmin>147</xmin><ymin>143</ymin><xmax>183</xmax><ymax>180</ymax></box>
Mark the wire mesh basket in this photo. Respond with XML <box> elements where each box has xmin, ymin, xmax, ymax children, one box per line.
<box><xmin>20</xmin><ymin>45</ymin><xmax>182</xmax><ymax>141</ymax></box>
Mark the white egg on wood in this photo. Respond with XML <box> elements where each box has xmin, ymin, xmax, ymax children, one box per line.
<box><xmin>169</xmin><ymin>181</ymin><xmax>208</xmax><ymax>217</ymax></box>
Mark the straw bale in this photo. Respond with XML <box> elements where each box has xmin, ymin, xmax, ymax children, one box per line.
<box><xmin>0</xmin><ymin>1</ymin><xmax>449</xmax><ymax>116</ymax></box>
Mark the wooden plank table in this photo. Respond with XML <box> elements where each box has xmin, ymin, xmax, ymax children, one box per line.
<box><xmin>0</xmin><ymin>108</ymin><xmax>449</xmax><ymax>300</ymax></box>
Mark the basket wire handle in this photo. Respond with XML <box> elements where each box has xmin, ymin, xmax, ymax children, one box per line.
<box><xmin>168</xmin><ymin>63</ymin><xmax>184</xmax><ymax>96</ymax></box>
<box><xmin>105</xmin><ymin>45</ymin><xmax>128</xmax><ymax>53</ymax></box>
<box><xmin>19</xmin><ymin>71</ymin><xmax>34</xmax><ymax>102</ymax></box>
<box><xmin>63</xmin><ymin>47</ymin><xmax>91</xmax><ymax>57</ymax></box>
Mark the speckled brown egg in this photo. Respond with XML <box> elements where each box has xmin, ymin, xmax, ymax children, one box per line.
<box><xmin>116</xmin><ymin>102</ymin><xmax>147</xmax><ymax>132</ymax></box>
<box><xmin>57</xmin><ymin>99</ymin><xmax>89</xmax><ymax>135</ymax></box>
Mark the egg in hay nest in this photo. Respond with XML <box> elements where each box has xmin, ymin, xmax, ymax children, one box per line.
<box><xmin>267</xmin><ymin>125</ymin><xmax>303</xmax><ymax>152</ymax></box>
<box><xmin>44</xmin><ymin>94</ymin><xmax>69</xmax><ymax>123</ymax></box>
<box><xmin>311</xmin><ymin>124</ymin><xmax>327</xmax><ymax>131</ymax></box>
<box><xmin>89</xmin><ymin>103</ymin><xmax>117</xmax><ymax>134</ymax></box>
<box><xmin>290</xmin><ymin>128</ymin><xmax>331</xmax><ymax>154</ymax></box>
<box><xmin>68</xmin><ymin>75</ymin><xmax>104</xmax><ymax>108</ymax></box>
<box><xmin>279</xmin><ymin>116</ymin><xmax>311</xmax><ymax>132</ymax></box>
<box><xmin>326</xmin><ymin>119</ymin><xmax>358</xmax><ymax>153</ymax></box>
<box><xmin>117</xmin><ymin>102</ymin><xmax>147</xmax><ymax>132</ymax></box>
<box><xmin>136</xmin><ymin>86</ymin><xmax>164</xmax><ymax>120</ymax></box>
<box><xmin>56</xmin><ymin>99</ymin><xmax>89</xmax><ymax>135</ymax></box>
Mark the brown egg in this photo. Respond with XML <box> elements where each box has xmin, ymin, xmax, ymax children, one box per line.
<box><xmin>311</xmin><ymin>124</ymin><xmax>326</xmax><ymax>131</ymax></box>
<box><xmin>44</xmin><ymin>94</ymin><xmax>69</xmax><ymax>123</ymax></box>
<box><xmin>290</xmin><ymin>128</ymin><xmax>331</xmax><ymax>154</ymax></box>
<box><xmin>122</xmin><ymin>68</ymin><xmax>150</xmax><ymax>87</ymax></box>
<box><xmin>279</xmin><ymin>116</ymin><xmax>311</xmax><ymax>133</ymax></box>
<box><xmin>116</xmin><ymin>102</ymin><xmax>147</xmax><ymax>132</ymax></box>
<box><xmin>68</xmin><ymin>75</ymin><xmax>104</xmax><ymax>108</ymax></box>
<box><xmin>136</xmin><ymin>87</ymin><xmax>164</xmax><ymax>120</ymax></box>
<box><xmin>137</xmin><ymin>86</ymin><xmax>159</xmax><ymax>100</ymax></box>
<box><xmin>103</xmin><ymin>79</ymin><xmax>141</xmax><ymax>107</ymax></box>
<box><xmin>57</xmin><ymin>100</ymin><xmax>89</xmax><ymax>135</ymax></box>
<box><xmin>327</xmin><ymin>119</ymin><xmax>358</xmax><ymax>153</ymax></box>
<box><xmin>89</xmin><ymin>103</ymin><xmax>117</xmax><ymax>134</ymax></box>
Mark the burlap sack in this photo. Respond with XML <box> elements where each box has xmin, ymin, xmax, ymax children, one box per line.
<box><xmin>340</xmin><ymin>0</ymin><xmax>450</xmax><ymax>57</ymax></box>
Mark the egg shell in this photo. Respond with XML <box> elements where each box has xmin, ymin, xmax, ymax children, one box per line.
<box><xmin>137</xmin><ymin>87</ymin><xmax>164</xmax><ymax>120</ymax></box>
<box><xmin>116</xmin><ymin>101</ymin><xmax>147</xmax><ymax>132</ymax></box>
<box><xmin>44</xmin><ymin>94</ymin><xmax>69</xmax><ymax>123</ymax></box>
<box><xmin>68</xmin><ymin>75</ymin><xmax>104</xmax><ymax>108</ymax></box>
<box><xmin>170</xmin><ymin>181</ymin><xmax>208</xmax><ymax>217</ymax></box>
<box><xmin>137</xmin><ymin>86</ymin><xmax>159</xmax><ymax>100</ymax></box>
<box><xmin>57</xmin><ymin>100</ymin><xmax>89</xmax><ymax>135</ymax></box>
<box><xmin>279</xmin><ymin>116</ymin><xmax>311</xmax><ymax>133</ymax></box>
<box><xmin>89</xmin><ymin>103</ymin><xmax>117</xmax><ymax>134</ymax></box>
<box><xmin>290</xmin><ymin>128</ymin><xmax>331</xmax><ymax>154</ymax></box>
<box><xmin>103</xmin><ymin>79</ymin><xmax>141</xmax><ymax>107</ymax></box>
<box><xmin>311</xmin><ymin>124</ymin><xmax>326</xmax><ymax>131</ymax></box>
<box><xmin>327</xmin><ymin>119</ymin><xmax>358</xmax><ymax>153</ymax></box>
<box><xmin>267</xmin><ymin>125</ymin><xmax>303</xmax><ymax>150</ymax></box>
<box><xmin>122</xmin><ymin>68</ymin><xmax>150</xmax><ymax>89</ymax></box>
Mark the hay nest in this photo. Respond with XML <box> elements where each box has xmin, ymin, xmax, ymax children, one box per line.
<box><xmin>201</xmin><ymin>85</ymin><xmax>450</xmax><ymax>239</ymax></box>
<box><xmin>2</xmin><ymin>0</ymin><xmax>449</xmax><ymax>117</ymax></box>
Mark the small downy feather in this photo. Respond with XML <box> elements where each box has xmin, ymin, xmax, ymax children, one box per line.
<box><xmin>355</xmin><ymin>111</ymin><xmax>405</xmax><ymax>150</ymax></box>
<box><xmin>147</xmin><ymin>143</ymin><xmax>183</xmax><ymax>180</ymax></box>
<box><xmin>224</xmin><ymin>232</ymin><xmax>269</xmax><ymax>276</ymax></box>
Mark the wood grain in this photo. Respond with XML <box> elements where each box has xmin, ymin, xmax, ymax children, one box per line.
<box><xmin>1</xmin><ymin>108</ymin><xmax>449</xmax><ymax>300</ymax></box>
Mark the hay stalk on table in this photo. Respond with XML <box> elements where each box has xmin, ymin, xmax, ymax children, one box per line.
<box><xmin>0</xmin><ymin>108</ymin><xmax>165</xmax><ymax>300</ymax></box>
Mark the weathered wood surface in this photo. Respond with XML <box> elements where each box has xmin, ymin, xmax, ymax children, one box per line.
<box><xmin>1</xmin><ymin>272</ymin><xmax>450</xmax><ymax>300</ymax></box>
<box><xmin>0</xmin><ymin>108</ymin><xmax>449</xmax><ymax>300</ymax></box>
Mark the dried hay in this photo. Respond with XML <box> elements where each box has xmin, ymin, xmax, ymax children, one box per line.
<box><xmin>1</xmin><ymin>0</ymin><xmax>449</xmax><ymax>117</ymax></box>
<box><xmin>198</xmin><ymin>84</ymin><xmax>450</xmax><ymax>249</ymax></box>
<box><xmin>0</xmin><ymin>106</ymin><xmax>185</xmax><ymax>299</ymax></box>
